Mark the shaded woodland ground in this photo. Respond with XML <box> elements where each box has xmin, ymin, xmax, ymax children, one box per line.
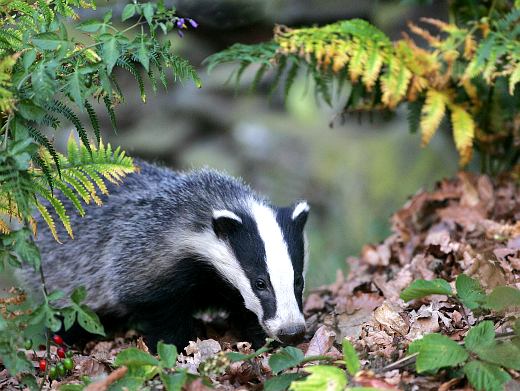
<box><xmin>2</xmin><ymin>172</ymin><xmax>518</xmax><ymax>390</ymax></box>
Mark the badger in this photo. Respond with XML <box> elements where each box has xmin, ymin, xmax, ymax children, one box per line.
<box><xmin>18</xmin><ymin>161</ymin><xmax>310</xmax><ymax>350</ymax></box>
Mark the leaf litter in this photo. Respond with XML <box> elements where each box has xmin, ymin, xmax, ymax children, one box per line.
<box><xmin>3</xmin><ymin>172</ymin><xmax>520</xmax><ymax>390</ymax></box>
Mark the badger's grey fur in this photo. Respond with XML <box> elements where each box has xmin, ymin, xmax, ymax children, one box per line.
<box><xmin>17</xmin><ymin>161</ymin><xmax>310</xmax><ymax>350</ymax></box>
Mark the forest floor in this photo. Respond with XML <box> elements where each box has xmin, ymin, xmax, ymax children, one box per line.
<box><xmin>1</xmin><ymin>172</ymin><xmax>520</xmax><ymax>390</ymax></box>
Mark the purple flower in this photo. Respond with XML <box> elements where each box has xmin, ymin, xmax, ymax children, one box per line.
<box><xmin>188</xmin><ymin>18</ymin><xmax>198</xmax><ymax>28</ymax></box>
<box><xmin>176</xmin><ymin>18</ymin><xmax>185</xmax><ymax>28</ymax></box>
<box><xmin>177</xmin><ymin>29</ymin><xmax>184</xmax><ymax>38</ymax></box>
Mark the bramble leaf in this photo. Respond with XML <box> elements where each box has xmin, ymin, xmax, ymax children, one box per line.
<box><xmin>289</xmin><ymin>366</ymin><xmax>347</xmax><ymax>391</ymax></box>
<box><xmin>400</xmin><ymin>279</ymin><xmax>453</xmax><ymax>302</ymax></box>
<box><xmin>269</xmin><ymin>347</ymin><xmax>305</xmax><ymax>374</ymax></box>
<box><xmin>455</xmin><ymin>274</ymin><xmax>486</xmax><ymax>310</ymax></box>
<box><xmin>115</xmin><ymin>348</ymin><xmax>160</xmax><ymax>367</ymax></box>
<box><xmin>464</xmin><ymin>360</ymin><xmax>511</xmax><ymax>391</ymax></box>
<box><xmin>408</xmin><ymin>333</ymin><xmax>468</xmax><ymax>373</ymax></box>
<box><xmin>464</xmin><ymin>321</ymin><xmax>495</xmax><ymax>353</ymax></box>
<box><xmin>484</xmin><ymin>286</ymin><xmax>520</xmax><ymax>311</ymax></box>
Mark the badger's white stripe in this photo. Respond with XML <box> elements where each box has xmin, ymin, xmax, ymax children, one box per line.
<box><xmin>249</xmin><ymin>201</ymin><xmax>305</xmax><ymax>336</ymax></box>
<box><xmin>292</xmin><ymin>201</ymin><xmax>309</xmax><ymax>220</ymax></box>
<box><xmin>212</xmin><ymin>209</ymin><xmax>243</xmax><ymax>223</ymax></box>
<box><xmin>170</xmin><ymin>231</ymin><xmax>262</xmax><ymax>319</ymax></box>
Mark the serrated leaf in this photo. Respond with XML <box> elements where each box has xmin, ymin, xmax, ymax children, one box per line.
<box><xmin>269</xmin><ymin>347</ymin><xmax>305</xmax><ymax>374</ymax></box>
<box><xmin>400</xmin><ymin>279</ymin><xmax>453</xmax><ymax>302</ymax></box>
<box><xmin>464</xmin><ymin>360</ymin><xmax>511</xmax><ymax>391</ymax></box>
<box><xmin>142</xmin><ymin>3</ymin><xmax>154</xmax><ymax>25</ymax></box>
<box><xmin>158</xmin><ymin>341</ymin><xmax>178</xmax><ymax>369</ymax></box>
<box><xmin>475</xmin><ymin>342</ymin><xmax>520</xmax><ymax>370</ymax></box>
<box><xmin>76</xmin><ymin>20</ymin><xmax>106</xmax><ymax>33</ymax></box>
<box><xmin>122</xmin><ymin>4</ymin><xmax>136</xmax><ymax>21</ymax></box>
<box><xmin>342</xmin><ymin>338</ymin><xmax>360</xmax><ymax>376</ymax></box>
<box><xmin>138</xmin><ymin>35</ymin><xmax>150</xmax><ymax>71</ymax></box>
<box><xmin>420</xmin><ymin>89</ymin><xmax>446</xmax><ymax>146</ymax></box>
<box><xmin>484</xmin><ymin>286</ymin><xmax>520</xmax><ymax>311</ymax></box>
<box><xmin>103</xmin><ymin>37</ymin><xmax>120</xmax><ymax>74</ymax></box>
<box><xmin>456</xmin><ymin>274</ymin><xmax>486</xmax><ymax>310</ymax></box>
<box><xmin>62</xmin><ymin>307</ymin><xmax>76</xmax><ymax>331</ymax></box>
<box><xmin>464</xmin><ymin>321</ymin><xmax>495</xmax><ymax>353</ymax></box>
<box><xmin>408</xmin><ymin>333</ymin><xmax>468</xmax><ymax>373</ymax></box>
<box><xmin>32</xmin><ymin>32</ymin><xmax>63</xmax><ymax>50</ymax></box>
<box><xmin>68</xmin><ymin>68</ymin><xmax>84</xmax><ymax>110</ymax></box>
<box><xmin>289</xmin><ymin>366</ymin><xmax>347</xmax><ymax>391</ymax></box>
<box><xmin>115</xmin><ymin>347</ymin><xmax>160</xmax><ymax>367</ymax></box>
<box><xmin>264</xmin><ymin>373</ymin><xmax>303</xmax><ymax>391</ymax></box>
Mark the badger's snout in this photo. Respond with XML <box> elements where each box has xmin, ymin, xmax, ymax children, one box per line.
<box><xmin>277</xmin><ymin>324</ymin><xmax>306</xmax><ymax>345</ymax></box>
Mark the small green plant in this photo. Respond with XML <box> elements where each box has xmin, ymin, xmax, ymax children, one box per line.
<box><xmin>401</xmin><ymin>275</ymin><xmax>520</xmax><ymax>391</ymax></box>
<box><xmin>400</xmin><ymin>274</ymin><xmax>520</xmax><ymax>311</ymax></box>
<box><xmin>205</xmin><ymin>1</ymin><xmax>520</xmax><ymax>173</ymax></box>
<box><xmin>0</xmin><ymin>0</ymin><xmax>200</xmax><ymax>385</ymax></box>
<box><xmin>409</xmin><ymin>321</ymin><xmax>520</xmax><ymax>391</ymax></box>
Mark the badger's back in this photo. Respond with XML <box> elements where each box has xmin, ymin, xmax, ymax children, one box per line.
<box><xmin>17</xmin><ymin>161</ymin><xmax>264</xmax><ymax>314</ymax></box>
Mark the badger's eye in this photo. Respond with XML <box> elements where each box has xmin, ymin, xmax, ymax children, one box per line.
<box><xmin>255</xmin><ymin>279</ymin><xmax>267</xmax><ymax>291</ymax></box>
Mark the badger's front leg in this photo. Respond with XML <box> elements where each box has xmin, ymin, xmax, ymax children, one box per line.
<box><xmin>133</xmin><ymin>304</ymin><xmax>200</xmax><ymax>353</ymax></box>
<box><xmin>228</xmin><ymin>307</ymin><xmax>268</xmax><ymax>349</ymax></box>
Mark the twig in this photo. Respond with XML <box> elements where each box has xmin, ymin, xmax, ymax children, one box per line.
<box><xmin>379</xmin><ymin>331</ymin><xmax>517</xmax><ymax>373</ymax></box>
<box><xmin>85</xmin><ymin>366</ymin><xmax>128</xmax><ymax>391</ymax></box>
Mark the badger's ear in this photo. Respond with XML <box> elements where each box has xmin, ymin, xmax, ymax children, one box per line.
<box><xmin>212</xmin><ymin>210</ymin><xmax>242</xmax><ymax>238</ymax></box>
<box><xmin>291</xmin><ymin>201</ymin><xmax>310</xmax><ymax>227</ymax></box>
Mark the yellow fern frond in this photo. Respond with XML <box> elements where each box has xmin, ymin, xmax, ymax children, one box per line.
<box><xmin>420</xmin><ymin>89</ymin><xmax>447</xmax><ymax>146</ymax></box>
<box><xmin>381</xmin><ymin>58</ymin><xmax>412</xmax><ymax>108</ymax></box>
<box><xmin>408</xmin><ymin>22</ymin><xmax>441</xmax><ymax>47</ymax></box>
<box><xmin>348</xmin><ymin>41</ymin><xmax>366</xmax><ymax>82</ymax></box>
<box><xmin>362</xmin><ymin>46</ymin><xmax>384</xmax><ymax>91</ymax></box>
<box><xmin>0</xmin><ymin>219</ymin><xmax>10</xmax><ymax>235</ymax></box>
<box><xmin>464</xmin><ymin>35</ymin><xmax>476</xmax><ymax>60</ymax></box>
<box><xmin>35</xmin><ymin>201</ymin><xmax>60</xmax><ymax>242</ymax></box>
<box><xmin>509</xmin><ymin>63</ymin><xmax>520</xmax><ymax>95</ymax></box>
<box><xmin>450</xmin><ymin>104</ymin><xmax>475</xmax><ymax>166</ymax></box>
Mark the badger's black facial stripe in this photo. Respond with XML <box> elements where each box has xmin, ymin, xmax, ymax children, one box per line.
<box><xmin>275</xmin><ymin>206</ymin><xmax>307</xmax><ymax>311</ymax></box>
<box><xmin>224</xmin><ymin>212</ymin><xmax>277</xmax><ymax>320</ymax></box>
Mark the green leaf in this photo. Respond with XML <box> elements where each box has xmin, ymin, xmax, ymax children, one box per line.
<box><xmin>103</xmin><ymin>37</ymin><xmax>120</xmax><ymax>74</ymax></box>
<box><xmin>264</xmin><ymin>373</ymin><xmax>302</xmax><ymax>391</ymax></box>
<box><xmin>160</xmin><ymin>371</ymin><xmax>187</xmax><ymax>391</ymax></box>
<box><xmin>400</xmin><ymin>279</ymin><xmax>453</xmax><ymax>302</ymax></box>
<box><xmin>142</xmin><ymin>3</ymin><xmax>155</xmax><ymax>25</ymax></box>
<box><xmin>289</xmin><ymin>366</ymin><xmax>347</xmax><ymax>391</ymax></box>
<box><xmin>115</xmin><ymin>348</ymin><xmax>160</xmax><ymax>367</ymax></box>
<box><xmin>408</xmin><ymin>333</ymin><xmax>469</xmax><ymax>373</ymax></box>
<box><xmin>17</xmin><ymin>101</ymin><xmax>46</xmax><ymax>122</ymax></box>
<box><xmin>158</xmin><ymin>341</ymin><xmax>178</xmax><ymax>369</ymax></box>
<box><xmin>464</xmin><ymin>321</ymin><xmax>495</xmax><ymax>353</ymax></box>
<box><xmin>46</xmin><ymin>290</ymin><xmax>64</xmax><ymax>302</ymax></box>
<box><xmin>22</xmin><ymin>49</ymin><xmax>36</xmax><ymax>71</ymax></box>
<box><xmin>71</xmin><ymin>286</ymin><xmax>87</xmax><ymax>304</ymax></box>
<box><xmin>456</xmin><ymin>274</ymin><xmax>486</xmax><ymax>310</ymax></box>
<box><xmin>138</xmin><ymin>35</ymin><xmax>150</xmax><ymax>71</ymax></box>
<box><xmin>32</xmin><ymin>32</ymin><xmax>64</xmax><ymax>50</ymax></box>
<box><xmin>269</xmin><ymin>347</ymin><xmax>305</xmax><ymax>374</ymax></box>
<box><xmin>76</xmin><ymin>20</ymin><xmax>106</xmax><ymax>33</ymax></box>
<box><xmin>475</xmin><ymin>342</ymin><xmax>520</xmax><ymax>370</ymax></box>
<box><xmin>342</xmin><ymin>338</ymin><xmax>360</xmax><ymax>376</ymax></box>
<box><xmin>484</xmin><ymin>286</ymin><xmax>520</xmax><ymax>311</ymax></box>
<box><xmin>68</xmin><ymin>68</ymin><xmax>85</xmax><ymax>110</ymax></box>
<box><xmin>122</xmin><ymin>4</ymin><xmax>136</xmax><ymax>21</ymax></box>
<box><xmin>464</xmin><ymin>360</ymin><xmax>511</xmax><ymax>391</ymax></box>
<box><xmin>62</xmin><ymin>307</ymin><xmax>76</xmax><ymax>331</ymax></box>
<box><xmin>32</xmin><ymin>63</ymin><xmax>55</xmax><ymax>105</ymax></box>
<box><xmin>77</xmin><ymin>305</ymin><xmax>105</xmax><ymax>336</ymax></box>
<box><xmin>226</xmin><ymin>345</ymin><xmax>270</xmax><ymax>362</ymax></box>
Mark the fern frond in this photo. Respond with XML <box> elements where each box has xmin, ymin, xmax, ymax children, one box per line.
<box><xmin>450</xmin><ymin>104</ymin><xmax>475</xmax><ymax>166</ymax></box>
<box><xmin>47</xmin><ymin>100</ymin><xmax>92</xmax><ymax>155</ymax></box>
<box><xmin>103</xmin><ymin>95</ymin><xmax>117</xmax><ymax>132</ymax></box>
<box><xmin>28</xmin><ymin>126</ymin><xmax>60</xmax><ymax>177</ymax></box>
<box><xmin>509</xmin><ymin>63</ymin><xmax>520</xmax><ymax>95</ymax></box>
<box><xmin>35</xmin><ymin>201</ymin><xmax>59</xmax><ymax>242</ymax></box>
<box><xmin>420</xmin><ymin>89</ymin><xmax>447</xmax><ymax>146</ymax></box>
<box><xmin>84</xmin><ymin>100</ymin><xmax>101</xmax><ymax>144</ymax></box>
<box><xmin>117</xmin><ymin>56</ymin><xmax>146</xmax><ymax>102</ymax></box>
<box><xmin>33</xmin><ymin>182</ymin><xmax>73</xmax><ymax>238</ymax></box>
<box><xmin>0</xmin><ymin>219</ymin><xmax>10</xmax><ymax>235</ymax></box>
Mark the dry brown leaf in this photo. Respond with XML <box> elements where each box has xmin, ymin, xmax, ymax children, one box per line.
<box><xmin>374</xmin><ymin>303</ymin><xmax>409</xmax><ymax>336</ymax></box>
<box><xmin>305</xmin><ymin>325</ymin><xmax>336</xmax><ymax>357</ymax></box>
<box><xmin>303</xmin><ymin>292</ymin><xmax>325</xmax><ymax>314</ymax></box>
<box><xmin>84</xmin><ymin>366</ymin><xmax>127</xmax><ymax>391</ymax></box>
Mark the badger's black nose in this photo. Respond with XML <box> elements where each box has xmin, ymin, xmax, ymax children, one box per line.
<box><xmin>277</xmin><ymin>324</ymin><xmax>306</xmax><ymax>345</ymax></box>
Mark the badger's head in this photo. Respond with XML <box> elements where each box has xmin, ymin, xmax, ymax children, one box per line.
<box><xmin>210</xmin><ymin>200</ymin><xmax>309</xmax><ymax>345</ymax></box>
